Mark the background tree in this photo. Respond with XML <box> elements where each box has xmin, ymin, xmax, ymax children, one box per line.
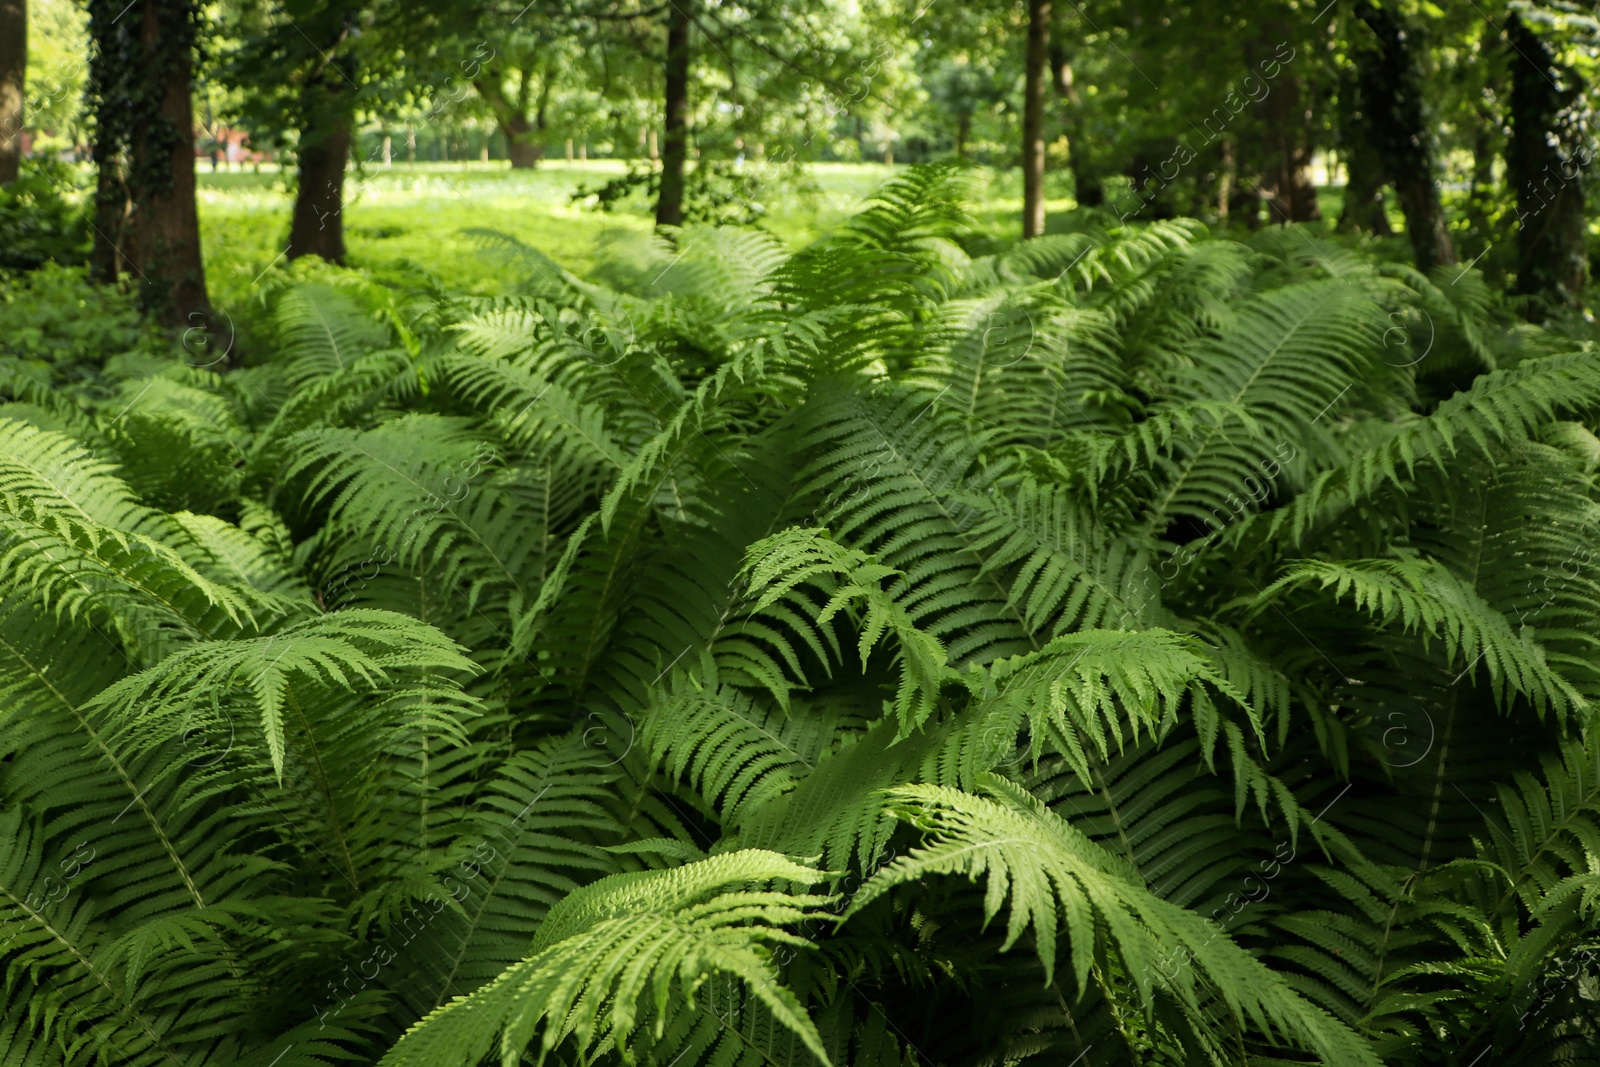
<box><xmin>1021</xmin><ymin>0</ymin><xmax>1050</xmax><ymax>237</ymax></box>
<box><xmin>84</xmin><ymin>0</ymin><xmax>212</xmax><ymax>330</ymax></box>
<box><xmin>472</xmin><ymin>32</ymin><xmax>566</xmax><ymax>169</ymax></box>
<box><xmin>657</xmin><ymin>0</ymin><xmax>691</xmax><ymax>225</ymax></box>
<box><xmin>222</xmin><ymin>0</ymin><xmax>467</xmax><ymax>263</ymax></box>
<box><xmin>0</xmin><ymin>0</ymin><xmax>25</xmax><ymax>184</ymax></box>
<box><xmin>1506</xmin><ymin>4</ymin><xmax>1594</xmax><ymax>313</ymax></box>
<box><xmin>1346</xmin><ymin>0</ymin><xmax>1455</xmax><ymax>270</ymax></box>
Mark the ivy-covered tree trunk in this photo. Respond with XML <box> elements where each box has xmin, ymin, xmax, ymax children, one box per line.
<box><xmin>287</xmin><ymin>87</ymin><xmax>352</xmax><ymax>265</ymax></box>
<box><xmin>129</xmin><ymin>0</ymin><xmax>211</xmax><ymax>325</ymax></box>
<box><xmin>1334</xmin><ymin>69</ymin><xmax>1392</xmax><ymax>236</ymax></box>
<box><xmin>1021</xmin><ymin>0</ymin><xmax>1051</xmax><ymax>238</ymax></box>
<box><xmin>89</xmin><ymin>154</ymin><xmax>128</xmax><ymax>283</ymax></box>
<box><xmin>655</xmin><ymin>0</ymin><xmax>691</xmax><ymax>228</ymax></box>
<box><xmin>1351</xmin><ymin>1</ymin><xmax>1454</xmax><ymax>270</ymax></box>
<box><xmin>1507</xmin><ymin>12</ymin><xmax>1588</xmax><ymax>313</ymax></box>
<box><xmin>0</xmin><ymin>0</ymin><xmax>23</xmax><ymax>185</ymax></box>
<box><xmin>87</xmin><ymin>0</ymin><xmax>212</xmax><ymax>329</ymax></box>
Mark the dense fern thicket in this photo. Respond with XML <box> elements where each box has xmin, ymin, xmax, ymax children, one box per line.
<box><xmin>3</xmin><ymin>164</ymin><xmax>1600</xmax><ymax>1066</ymax></box>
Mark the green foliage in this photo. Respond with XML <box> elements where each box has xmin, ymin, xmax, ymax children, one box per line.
<box><xmin>0</xmin><ymin>161</ymin><xmax>92</xmax><ymax>274</ymax></box>
<box><xmin>0</xmin><ymin>264</ymin><xmax>156</xmax><ymax>396</ymax></box>
<box><xmin>4</xmin><ymin>165</ymin><xmax>1600</xmax><ymax>1067</ymax></box>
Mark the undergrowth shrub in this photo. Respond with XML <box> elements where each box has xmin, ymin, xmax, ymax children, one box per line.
<box><xmin>0</xmin><ymin>159</ymin><xmax>92</xmax><ymax>274</ymax></box>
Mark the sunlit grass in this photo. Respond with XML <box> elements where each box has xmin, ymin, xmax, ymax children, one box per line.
<box><xmin>197</xmin><ymin>161</ymin><xmax>1054</xmax><ymax>311</ymax></box>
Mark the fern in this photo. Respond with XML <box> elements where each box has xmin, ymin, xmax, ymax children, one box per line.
<box><xmin>849</xmin><ymin>777</ymin><xmax>1381</xmax><ymax>1066</ymax></box>
<box><xmin>5</xmin><ymin>162</ymin><xmax>1600</xmax><ymax>1067</ymax></box>
<box><xmin>379</xmin><ymin>852</ymin><xmax>835</xmax><ymax>1067</ymax></box>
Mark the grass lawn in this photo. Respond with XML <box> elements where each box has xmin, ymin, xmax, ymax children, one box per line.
<box><xmin>198</xmin><ymin>160</ymin><xmax>1403</xmax><ymax>314</ymax></box>
<box><xmin>196</xmin><ymin>161</ymin><xmax>1061</xmax><ymax>311</ymax></box>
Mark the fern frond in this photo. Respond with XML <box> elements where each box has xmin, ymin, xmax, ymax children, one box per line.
<box><xmin>84</xmin><ymin>608</ymin><xmax>479</xmax><ymax>781</ymax></box>
<box><xmin>1257</xmin><ymin>558</ymin><xmax>1585</xmax><ymax>720</ymax></box>
<box><xmin>379</xmin><ymin>852</ymin><xmax>834</xmax><ymax>1067</ymax></box>
<box><xmin>849</xmin><ymin>777</ymin><xmax>1380</xmax><ymax>1066</ymax></box>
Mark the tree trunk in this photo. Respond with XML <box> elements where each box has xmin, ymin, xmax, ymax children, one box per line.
<box><xmin>0</xmin><ymin>0</ymin><xmax>24</xmax><ymax>184</ymax></box>
<box><xmin>955</xmin><ymin>112</ymin><xmax>970</xmax><ymax>159</ymax></box>
<box><xmin>1050</xmin><ymin>43</ymin><xmax>1101</xmax><ymax>207</ymax></box>
<box><xmin>1021</xmin><ymin>0</ymin><xmax>1051</xmax><ymax>238</ymax></box>
<box><xmin>1261</xmin><ymin>76</ymin><xmax>1320</xmax><ymax>222</ymax></box>
<box><xmin>479</xmin><ymin>68</ymin><xmax>551</xmax><ymax>171</ymax></box>
<box><xmin>1507</xmin><ymin>13</ymin><xmax>1587</xmax><ymax>313</ymax></box>
<box><xmin>120</xmin><ymin>0</ymin><xmax>211</xmax><ymax>331</ymax></box>
<box><xmin>1217</xmin><ymin>138</ymin><xmax>1235</xmax><ymax>221</ymax></box>
<box><xmin>507</xmin><ymin>135</ymin><xmax>544</xmax><ymax>168</ymax></box>
<box><xmin>1229</xmin><ymin>179</ymin><xmax>1263</xmax><ymax>230</ymax></box>
<box><xmin>1333</xmin><ymin>66</ymin><xmax>1392</xmax><ymax>237</ymax></box>
<box><xmin>1256</xmin><ymin>27</ymin><xmax>1319</xmax><ymax>223</ymax></box>
<box><xmin>501</xmin><ymin>109</ymin><xmax>543</xmax><ymax>169</ymax></box>
<box><xmin>1464</xmin><ymin>23</ymin><xmax>1500</xmax><ymax>250</ymax></box>
<box><xmin>1351</xmin><ymin>1</ymin><xmax>1453</xmax><ymax>269</ymax></box>
<box><xmin>287</xmin><ymin>106</ymin><xmax>352</xmax><ymax>265</ymax></box>
<box><xmin>90</xmin><ymin>147</ymin><xmax>128</xmax><ymax>283</ymax></box>
<box><xmin>656</xmin><ymin>0</ymin><xmax>691</xmax><ymax>228</ymax></box>
<box><xmin>1336</xmin><ymin>146</ymin><xmax>1392</xmax><ymax>236</ymax></box>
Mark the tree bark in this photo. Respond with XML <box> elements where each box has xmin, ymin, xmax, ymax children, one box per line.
<box><xmin>107</xmin><ymin>0</ymin><xmax>212</xmax><ymax>331</ymax></box>
<box><xmin>1351</xmin><ymin>1</ymin><xmax>1454</xmax><ymax>269</ymax></box>
<box><xmin>479</xmin><ymin>68</ymin><xmax>549</xmax><ymax>170</ymax></box>
<box><xmin>507</xmin><ymin>132</ymin><xmax>544</xmax><ymax>168</ymax></box>
<box><xmin>1334</xmin><ymin>67</ymin><xmax>1392</xmax><ymax>237</ymax></box>
<box><xmin>287</xmin><ymin>106</ymin><xmax>352</xmax><ymax>264</ymax></box>
<box><xmin>1336</xmin><ymin>146</ymin><xmax>1392</xmax><ymax>236</ymax></box>
<box><xmin>1507</xmin><ymin>12</ymin><xmax>1587</xmax><ymax>313</ymax></box>
<box><xmin>1021</xmin><ymin>0</ymin><xmax>1051</xmax><ymax>238</ymax></box>
<box><xmin>501</xmin><ymin>107</ymin><xmax>545</xmax><ymax>169</ymax></box>
<box><xmin>0</xmin><ymin>0</ymin><xmax>24</xmax><ymax>184</ymax></box>
<box><xmin>1255</xmin><ymin>26</ymin><xmax>1318</xmax><ymax>224</ymax></box>
<box><xmin>656</xmin><ymin>0</ymin><xmax>691</xmax><ymax>228</ymax></box>
<box><xmin>1050</xmin><ymin>43</ymin><xmax>1101</xmax><ymax>207</ymax></box>
<box><xmin>1260</xmin><ymin>72</ymin><xmax>1320</xmax><ymax>222</ymax></box>
<box><xmin>90</xmin><ymin>148</ymin><xmax>128</xmax><ymax>283</ymax></box>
